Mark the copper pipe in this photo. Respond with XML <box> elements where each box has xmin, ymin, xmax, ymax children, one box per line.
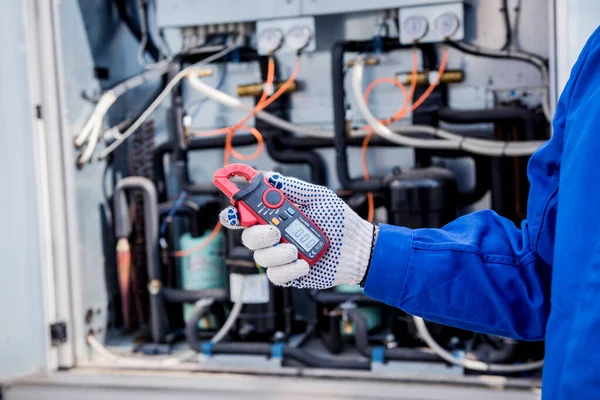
<box><xmin>236</xmin><ymin>81</ymin><xmax>298</xmax><ymax>97</ymax></box>
<box><xmin>116</xmin><ymin>238</ymin><xmax>132</xmax><ymax>330</ymax></box>
<box><xmin>397</xmin><ymin>70</ymin><xmax>464</xmax><ymax>86</ymax></box>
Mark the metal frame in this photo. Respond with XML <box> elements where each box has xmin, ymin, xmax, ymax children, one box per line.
<box><xmin>21</xmin><ymin>0</ymin><xmax>59</xmax><ymax>373</ymax></box>
<box><xmin>25</xmin><ymin>0</ymin><xmax>88</xmax><ymax>369</ymax></box>
<box><xmin>5</xmin><ymin>367</ymin><xmax>541</xmax><ymax>400</ymax></box>
<box><xmin>2</xmin><ymin>0</ymin><xmax>555</xmax><ymax>395</ymax></box>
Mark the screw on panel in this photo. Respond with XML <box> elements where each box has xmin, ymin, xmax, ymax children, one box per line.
<box><xmin>50</xmin><ymin>322</ymin><xmax>68</xmax><ymax>346</ymax></box>
<box><xmin>85</xmin><ymin>309</ymin><xmax>94</xmax><ymax>324</ymax></box>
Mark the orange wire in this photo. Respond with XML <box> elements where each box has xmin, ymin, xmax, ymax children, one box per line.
<box><xmin>227</xmin><ymin>127</ymin><xmax>265</xmax><ymax>162</ymax></box>
<box><xmin>361</xmin><ymin>47</ymin><xmax>449</xmax><ymax>222</ymax></box>
<box><xmin>361</xmin><ymin>77</ymin><xmax>410</xmax><ymax>222</ymax></box>
<box><xmin>175</xmin><ymin>58</ymin><xmax>301</xmax><ymax>258</ymax></box>
<box><xmin>174</xmin><ymin>222</ymin><xmax>222</xmax><ymax>257</ymax></box>
<box><xmin>409</xmin><ymin>47</ymin><xmax>449</xmax><ymax>112</ymax></box>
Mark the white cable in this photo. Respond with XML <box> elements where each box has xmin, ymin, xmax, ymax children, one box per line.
<box><xmin>98</xmin><ymin>39</ymin><xmax>242</xmax><ymax>160</ymax></box>
<box><xmin>74</xmin><ymin>94</ymin><xmax>117</xmax><ymax>148</ymax></box>
<box><xmin>74</xmin><ymin>66</ymin><xmax>169</xmax><ymax>165</ymax></box>
<box><xmin>413</xmin><ymin>316</ymin><xmax>544</xmax><ymax>372</ymax></box>
<box><xmin>186</xmin><ymin>73</ymin><xmax>339</xmax><ymax>139</ymax></box>
<box><xmin>351</xmin><ymin>60</ymin><xmax>546</xmax><ymax>156</ymax></box>
<box><xmin>78</xmin><ymin>122</ymin><xmax>103</xmax><ymax>165</ymax></box>
<box><xmin>187</xmin><ymin>56</ymin><xmax>546</xmax><ymax>156</ymax></box>
<box><xmin>87</xmin><ymin>334</ymin><xmax>195</xmax><ymax>367</ymax></box>
<box><xmin>210</xmin><ymin>275</ymin><xmax>245</xmax><ymax>344</ymax></box>
<box><xmin>450</xmin><ymin>41</ymin><xmax>551</xmax><ymax>122</ymax></box>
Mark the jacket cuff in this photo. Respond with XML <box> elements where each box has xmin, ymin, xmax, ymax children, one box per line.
<box><xmin>363</xmin><ymin>224</ymin><xmax>413</xmax><ymax>307</ymax></box>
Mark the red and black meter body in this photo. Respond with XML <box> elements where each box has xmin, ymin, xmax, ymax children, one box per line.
<box><xmin>213</xmin><ymin>164</ymin><xmax>329</xmax><ymax>266</ymax></box>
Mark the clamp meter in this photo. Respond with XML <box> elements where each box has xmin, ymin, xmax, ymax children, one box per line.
<box><xmin>213</xmin><ymin>164</ymin><xmax>329</xmax><ymax>265</ymax></box>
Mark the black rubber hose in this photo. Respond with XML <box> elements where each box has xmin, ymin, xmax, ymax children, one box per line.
<box><xmin>347</xmin><ymin>309</ymin><xmax>442</xmax><ymax>363</ymax></box>
<box><xmin>403</xmin><ymin>148</ymin><xmax>492</xmax><ymax>207</ymax></box>
<box><xmin>114</xmin><ymin>0</ymin><xmax>160</xmax><ymax>61</ymax></box>
<box><xmin>153</xmin><ymin>133</ymin><xmax>411</xmax><ymax>199</ymax></box>
<box><xmin>185</xmin><ymin>335</ymin><xmax>370</xmax><ymax>370</ymax></box>
<box><xmin>332</xmin><ymin>42</ymin><xmax>380</xmax><ymax>192</ymax></box>
<box><xmin>333</xmin><ymin>40</ymin><xmax>420</xmax><ymax>192</ymax></box>
<box><xmin>185</xmin><ymin>302</ymin><xmax>212</xmax><ymax>351</ymax></box>
<box><xmin>266</xmin><ymin>135</ymin><xmax>327</xmax><ymax>186</ymax></box>
<box><xmin>186</xmin><ymin>303</ymin><xmax>370</xmax><ymax>370</ymax></box>
<box><xmin>257</xmin><ymin>56</ymin><xmax>327</xmax><ymax>186</ymax></box>
<box><xmin>385</xmin><ymin>347</ymin><xmax>442</xmax><ymax>362</ymax></box>
<box><xmin>458</xmin><ymin>155</ymin><xmax>491</xmax><ymax>207</ymax></box>
<box><xmin>480</xmin><ymin>339</ymin><xmax>518</xmax><ymax>364</ymax></box>
<box><xmin>346</xmin><ymin>309</ymin><xmax>371</xmax><ymax>358</ymax></box>
<box><xmin>159</xmin><ymin>200</ymin><xmax>201</xmax><ymax>236</ymax></box>
<box><xmin>283</xmin><ymin>347</ymin><xmax>371</xmax><ymax>370</ymax></box>
<box><xmin>212</xmin><ymin>342</ymin><xmax>272</xmax><ymax>356</ymax></box>
<box><xmin>501</xmin><ymin>0</ymin><xmax>512</xmax><ymax>50</ymax></box>
<box><xmin>164</xmin><ymin>288</ymin><xmax>227</xmax><ymax>304</ymax></box>
<box><xmin>309</xmin><ymin>290</ymin><xmax>382</xmax><ymax>306</ymax></box>
<box><xmin>436</xmin><ymin>107</ymin><xmax>538</xmax><ymax>141</ymax></box>
<box><xmin>278</xmin><ymin>135</ymin><xmax>401</xmax><ymax>149</ymax></box>
<box><xmin>153</xmin><ymin>135</ymin><xmax>259</xmax><ymax>200</ymax></box>
<box><xmin>445</xmin><ymin>40</ymin><xmax>548</xmax><ymax>69</ymax></box>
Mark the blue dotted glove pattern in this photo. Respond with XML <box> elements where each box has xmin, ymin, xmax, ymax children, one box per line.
<box><xmin>226</xmin><ymin>208</ymin><xmax>239</xmax><ymax>226</ymax></box>
<box><xmin>267</xmin><ymin>173</ymin><xmax>345</xmax><ymax>289</ymax></box>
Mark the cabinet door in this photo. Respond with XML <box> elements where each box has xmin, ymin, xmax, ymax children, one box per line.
<box><xmin>0</xmin><ymin>0</ymin><xmax>52</xmax><ymax>382</ymax></box>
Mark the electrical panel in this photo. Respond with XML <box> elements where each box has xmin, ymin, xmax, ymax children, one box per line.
<box><xmin>156</xmin><ymin>0</ymin><xmax>469</xmax><ymax>28</ymax></box>
<box><xmin>156</xmin><ymin>0</ymin><xmax>301</xmax><ymax>27</ymax></box>
<box><xmin>5</xmin><ymin>0</ymin><xmax>559</xmax><ymax>396</ymax></box>
<box><xmin>256</xmin><ymin>17</ymin><xmax>316</xmax><ymax>55</ymax></box>
<box><xmin>399</xmin><ymin>1</ymin><xmax>467</xmax><ymax>44</ymax></box>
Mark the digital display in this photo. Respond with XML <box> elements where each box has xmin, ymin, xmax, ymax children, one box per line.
<box><xmin>284</xmin><ymin>219</ymin><xmax>319</xmax><ymax>252</ymax></box>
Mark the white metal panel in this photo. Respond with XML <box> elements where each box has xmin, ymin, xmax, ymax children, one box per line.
<box><xmin>302</xmin><ymin>0</ymin><xmax>470</xmax><ymax>17</ymax></box>
<box><xmin>0</xmin><ymin>0</ymin><xmax>48</xmax><ymax>381</ymax></box>
<box><xmin>555</xmin><ymin>0</ymin><xmax>599</xmax><ymax>96</ymax></box>
<box><xmin>156</xmin><ymin>0</ymin><xmax>301</xmax><ymax>27</ymax></box>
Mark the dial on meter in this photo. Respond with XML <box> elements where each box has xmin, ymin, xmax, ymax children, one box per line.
<box><xmin>286</xmin><ymin>26</ymin><xmax>312</xmax><ymax>52</ymax></box>
<box><xmin>434</xmin><ymin>12</ymin><xmax>460</xmax><ymax>38</ymax></box>
<box><xmin>402</xmin><ymin>15</ymin><xmax>428</xmax><ymax>41</ymax></box>
<box><xmin>257</xmin><ymin>28</ymin><xmax>284</xmax><ymax>54</ymax></box>
<box><xmin>213</xmin><ymin>164</ymin><xmax>329</xmax><ymax>265</ymax></box>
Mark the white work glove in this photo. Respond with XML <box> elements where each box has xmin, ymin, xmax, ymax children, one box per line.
<box><xmin>219</xmin><ymin>172</ymin><xmax>377</xmax><ymax>289</ymax></box>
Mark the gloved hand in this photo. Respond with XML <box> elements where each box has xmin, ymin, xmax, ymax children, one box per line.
<box><xmin>219</xmin><ymin>172</ymin><xmax>377</xmax><ymax>289</ymax></box>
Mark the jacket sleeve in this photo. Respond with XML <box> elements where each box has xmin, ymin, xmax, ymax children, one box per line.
<box><xmin>363</xmin><ymin>26</ymin><xmax>600</xmax><ymax>343</ymax></box>
<box><xmin>541</xmin><ymin>27</ymin><xmax>600</xmax><ymax>397</ymax></box>
<box><xmin>363</xmin><ymin>214</ymin><xmax>551</xmax><ymax>341</ymax></box>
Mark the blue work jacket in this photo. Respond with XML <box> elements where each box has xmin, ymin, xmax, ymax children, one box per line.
<box><xmin>364</xmin><ymin>26</ymin><xmax>600</xmax><ymax>399</ymax></box>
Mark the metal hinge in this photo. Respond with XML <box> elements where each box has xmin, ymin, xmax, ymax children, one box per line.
<box><xmin>50</xmin><ymin>322</ymin><xmax>68</xmax><ymax>346</ymax></box>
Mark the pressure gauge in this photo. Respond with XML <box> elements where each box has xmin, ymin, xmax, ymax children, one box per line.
<box><xmin>434</xmin><ymin>12</ymin><xmax>460</xmax><ymax>39</ymax></box>
<box><xmin>402</xmin><ymin>15</ymin><xmax>428</xmax><ymax>42</ymax></box>
<box><xmin>257</xmin><ymin>28</ymin><xmax>284</xmax><ymax>54</ymax></box>
<box><xmin>286</xmin><ymin>26</ymin><xmax>312</xmax><ymax>52</ymax></box>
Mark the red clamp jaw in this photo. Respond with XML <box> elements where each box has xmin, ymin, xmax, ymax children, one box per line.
<box><xmin>213</xmin><ymin>164</ymin><xmax>260</xmax><ymax>227</ymax></box>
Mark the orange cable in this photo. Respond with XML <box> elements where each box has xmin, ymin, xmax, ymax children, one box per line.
<box><xmin>409</xmin><ymin>46</ymin><xmax>449</xmax><ymax>112</ymax></box>
<box><xmin>361</xmin><ymin>49</ymin><xmax>417</xmax><ymax>222</ymax></box>
<box><xmin>174</xmin><ymin>222</ymin><xmax>223</xmax><ymax>257</ymax></box>
<box><xmin>361</xmin><ymin>47</ymin><xmax>449</xmax><ymax>222</ymax></box>
<box><xmin>175</xmin><ymin>58</ymin><xmax>299</xmax><ymax>258</ymax></box>
<box><xmin>361</xmin><ymin>77</ymin><xmax>410</xmax><ymax>222</ymax></box>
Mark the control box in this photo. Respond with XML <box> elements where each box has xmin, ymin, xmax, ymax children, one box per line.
<box><xmin>399</xmin><ymin>1</ymin><xmax>468</xmax><ymax>44</ymax></box>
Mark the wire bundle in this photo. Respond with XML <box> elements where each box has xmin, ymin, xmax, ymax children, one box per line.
<box><xmin>175</xmin><ymin>57</ymin><xmax>303</xmax><ymax>258</ymax></box>
<box><xmin>74</xmin><ymin>40</ymin><xmax>242</xmax><ymax>164</ymax></box>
